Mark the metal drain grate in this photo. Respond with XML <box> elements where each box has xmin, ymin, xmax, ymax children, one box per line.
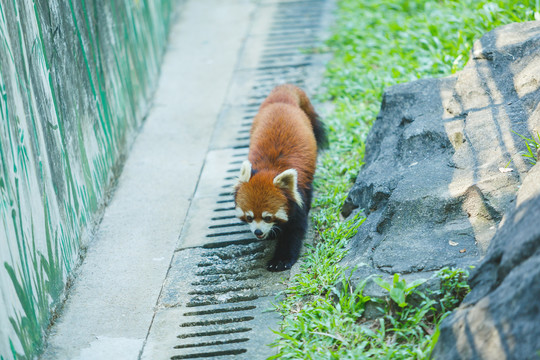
<box><xmin>142</xmin><ymin>0</ymin><xmax>330</xmax><ymax>358</ymax></box>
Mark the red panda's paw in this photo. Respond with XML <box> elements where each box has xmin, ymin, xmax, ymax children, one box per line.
<box><xmin>267</xmin><ymin>259</ymin><xmax>293</xmax><ymax>272</ymax></box>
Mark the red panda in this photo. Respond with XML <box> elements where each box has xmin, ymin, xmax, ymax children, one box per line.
<box><xmin>234</xmin><ymin>84</ymin><xmax>327</xmax><ymax>271</ymax></box>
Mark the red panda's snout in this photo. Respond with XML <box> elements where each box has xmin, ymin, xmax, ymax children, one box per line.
<box><xmin>234</xmin><ymin>161</ymin><xmax>303</xmax><ymax>240</ymax></box>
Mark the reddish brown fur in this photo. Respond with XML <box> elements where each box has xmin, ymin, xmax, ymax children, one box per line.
<box><xmin>235</xmin><ymin>170</ymin><xmax>288</xmax><ymax>223</ymax></box>
<box><xmin>236</xmin><ymin>84</ymin><xmax>318</xmax><ymax>220</ymax></box>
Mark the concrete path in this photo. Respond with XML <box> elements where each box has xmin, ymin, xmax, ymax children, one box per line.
<box><xmin>41</xmin><ymin>1</ymin><xmax>256</xmax><ymax>358</ymax></box>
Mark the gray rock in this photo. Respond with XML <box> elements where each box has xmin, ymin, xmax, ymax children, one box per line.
<box><xmin>432</xmin><ymin>164</ymin><xmax>540</xmax><ymax>360</ymax></box>
<box><xmin>341</xmin><ymin>21</ymin><xmax>540</xmax><ymax>284</ymax></box>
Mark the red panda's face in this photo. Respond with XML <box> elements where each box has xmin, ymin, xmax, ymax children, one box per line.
<box><xmin>234</xmin><ymin>161</ymin><xmax>303</xmax><ymax>240</ymax></box>
<box><xmin>235</xmin><ymin>173</ymin><xmax>289</xmax><ymax>239</ymax></box>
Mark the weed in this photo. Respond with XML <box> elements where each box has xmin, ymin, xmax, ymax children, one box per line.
<box><xmin>513</xmin><ymin>130</ymin><xmax>540</xmax><ymax>165</ymax></box>
<box><xmin>374</xmin><ymin>274</ymin><xmax>426</xmax><ymax>309</ymax></box>
<box><xmin>433</xmin><ymin>267</ymin><xmax>471</xmax><ymax>313</ymax></box>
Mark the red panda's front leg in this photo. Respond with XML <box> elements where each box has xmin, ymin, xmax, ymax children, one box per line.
<box><xmin>267</xmin><ymin>203</ymin><xmax>308</xmax><ymax>272</ymax></box>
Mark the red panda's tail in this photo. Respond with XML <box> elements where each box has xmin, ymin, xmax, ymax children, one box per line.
<box><xmin>260</xmin><ymin>84</ymin><xmax>328</xmax><ymax>150</ymax></box>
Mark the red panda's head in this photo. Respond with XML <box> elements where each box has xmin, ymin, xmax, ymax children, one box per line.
<box><xmin>234</xmin><ymin>161</ymin><xmax>303</xmax><ymax>239</ymax></box>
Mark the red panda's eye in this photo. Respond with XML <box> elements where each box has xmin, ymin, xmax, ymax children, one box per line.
<box><xmin>246</xmin><ymin>216</ymin><xmax>253</xmax><ymax>222</ymax></box>
<box><xmin>263</xmin><ymin>216</ymin><xmax>272</xmax><ymax>223</ymax></box>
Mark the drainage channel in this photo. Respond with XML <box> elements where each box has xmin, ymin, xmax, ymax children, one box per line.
<box><xmin>142</xmin><ymin>0</ymin><xmax>331</xmax><ymax>358</ymax></box>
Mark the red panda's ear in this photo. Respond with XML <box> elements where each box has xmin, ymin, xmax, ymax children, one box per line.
<box><xmin>235</xmin><ymin>160</ymin><xmax>252</xmax><ymax>189</ymax></box>
<box><xmin>273</xmin><ymin>169</ymin><xmax>303</xmax><ymax>208</ymax></box>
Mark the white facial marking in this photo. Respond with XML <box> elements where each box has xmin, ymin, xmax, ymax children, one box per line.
<box><xmin>274</xmin><ymin>208</ymin><xmax>288</xmax><ymax>222</ymax></box>
<box><xmin>245</xmin><ymin>211</ymin><xmax>254</xmax><ymax>218</ymax></box>
<box><xmin>249</xmin><ymin>220</ymin><xmax>274</xmax><ymax>239</ymax></box>
<box><xmin>262</xmin><ymin>211</ymin><xmax>272</xmax><ymax>218</ymax></box>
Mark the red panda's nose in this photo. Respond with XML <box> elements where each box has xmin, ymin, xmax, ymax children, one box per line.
<box><xmin>254</xmin><ymin>229</ymin><xmax>263</xmax><ymax>237</ymax></box>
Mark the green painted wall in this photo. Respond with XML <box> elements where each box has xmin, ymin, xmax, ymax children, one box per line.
<box><xmin>0</xmin><ymin>0</ymin><xmax>174</xmax><ymax>358</ymax></box>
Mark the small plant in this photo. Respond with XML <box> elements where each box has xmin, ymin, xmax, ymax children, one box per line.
<box><xmin>374</xmin><ymin>273</ymin><xmax>427</xmax><ymax>308</ymax></box>
<box><xmin>434</xmin><ymin>267</ymin><xmax>471</xmax><ymax>312</ymax></box>
<box><xmin>513</xmin><ymin>130</ymin><xmax>540</xmax><ymax>165</ymax></box>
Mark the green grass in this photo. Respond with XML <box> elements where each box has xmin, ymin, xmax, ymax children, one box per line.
<box><xmin>271</xmin><ymin>268</ymin><xmax>471</xmax><ymax>359</ymax></box>
<box><xmin>271</xmin><ymin>0</ymin><xmax>538</xmax><ymax>358</ymax></box>
<box><xmin>513</xmin><ymin>130</ymin><xmax>540</xmax><ymax>165</ymax></box>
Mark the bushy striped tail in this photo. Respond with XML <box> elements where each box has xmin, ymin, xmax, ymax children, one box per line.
<box><xmin>298</xmin><ymin>91</ymin><xmax>328</xmax><ymax>150</ymax></box>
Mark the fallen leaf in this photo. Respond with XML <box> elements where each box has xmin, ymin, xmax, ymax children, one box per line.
<box><xmin>449</xmin><ymin>240</ymin><xmax>458</xmax><ymax>246</ymax></box>
<box><xmin>498</xmin><ymin>167</ymin><xmax>513</xmax><ymax>173</ymax></box>
<box><xmin>459</xmin><ymin>248</ymin><xmax>466</xmax><ymax>253</ymax></box>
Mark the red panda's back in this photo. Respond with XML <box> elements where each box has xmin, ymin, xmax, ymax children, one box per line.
<box><xmin>248</xmin><ymin>103</ymin><xmax>317</xmax><ymax>190</ymax></box>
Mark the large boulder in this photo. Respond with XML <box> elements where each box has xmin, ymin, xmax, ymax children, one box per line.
<box><xmin>432</xmin><ymin>164</ymin><xmax>540</xmax><ymax>359</ymax></box>
<box><xmin>340</xmin><ymin>20</ymin><xmax>540</xmax><ymax>352</ymax></box>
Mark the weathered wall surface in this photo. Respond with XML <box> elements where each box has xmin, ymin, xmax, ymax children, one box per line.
<box><xmin>0</xmin><ymin>1</ymin><xmax>174</xmax><ymax>358</ymax></box>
